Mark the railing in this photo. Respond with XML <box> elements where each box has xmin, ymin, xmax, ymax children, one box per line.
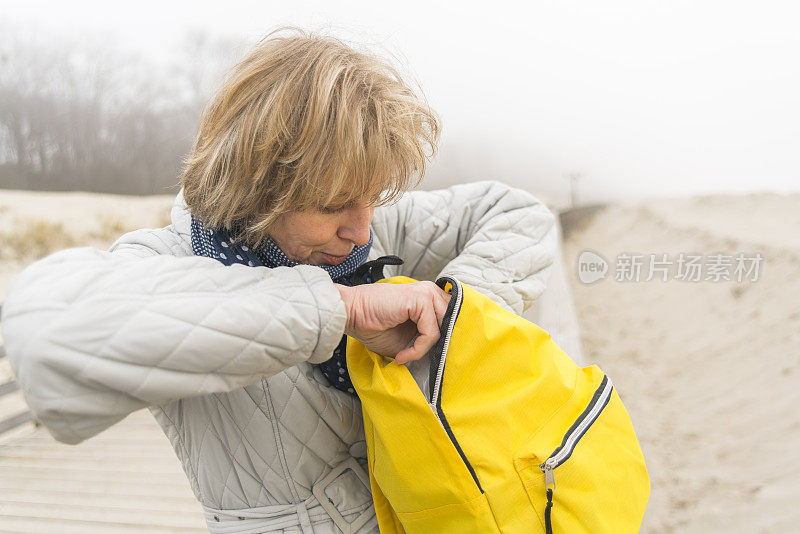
<box><xmin>0</xmin><ymin>303</ymin><xmax>37</xmax><ymax>437</ymax></box>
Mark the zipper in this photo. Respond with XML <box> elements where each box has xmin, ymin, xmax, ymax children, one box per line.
<box><xmin>428</xmin><ymin>277</ymin><xmax>463</xmax><ymax>410</ymax></box>
<box><xmin>538</xmin><ymin>375</ymin><xmax>614</xmax><ymax>532</ymax></box>
<box><xmin>426</xmin><ymin>276</ymin><xmax>483</xmax><ymax>493</ymax></box>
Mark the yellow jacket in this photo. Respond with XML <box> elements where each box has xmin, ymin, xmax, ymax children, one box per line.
<box><xmin>347</xmin><ymin>275</ymin><xmax>650</xmax><ymax>533</ymax></box>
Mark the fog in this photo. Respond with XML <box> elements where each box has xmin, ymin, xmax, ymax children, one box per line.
<box><xmin>4</xmin><ymin>0</ymin><xmax>799</xmax><ymax>204</ymax></box>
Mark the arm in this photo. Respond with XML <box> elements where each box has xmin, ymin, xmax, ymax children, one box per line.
<box><xmin>370</xmin><ymin>180</ymin><xmax>557</xmax><ymax>315</ymax></box>
<box><xmin>0</xmin><ymin>236</ymin><xmax>346</xmax><ymax>444</ymax></box>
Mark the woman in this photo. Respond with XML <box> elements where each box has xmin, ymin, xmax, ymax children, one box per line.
<box><xmin>1</xmin><ymin>27</ymin><xmax>557</xmax><ymax>532</ymax></box>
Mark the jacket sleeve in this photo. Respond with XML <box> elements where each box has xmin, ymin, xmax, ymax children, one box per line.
<box><xmin>0</xmin><ymin>235</ymin><xmax>347</xmax><ymax>444</ymax></box>
<box><xmin>371</xmin><ymin>180</ymin><xmax>557</xmax><ymax>315</ymax></box>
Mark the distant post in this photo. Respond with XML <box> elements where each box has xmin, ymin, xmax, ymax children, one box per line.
<box><xmin>564</xmin><ymin>171</ymin><xmax>583</xmax><ymax>208</ymax></box>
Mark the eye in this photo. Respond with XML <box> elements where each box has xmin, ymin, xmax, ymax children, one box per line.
<box><xmin>319</xmin><ymin>205</ymin><xmax>343</xmax><ymax>214</ymax></box>
<box><xmin>319</xmin><ymin>197</ymin><xmax>358</xmax><ymax>213</ymax></box>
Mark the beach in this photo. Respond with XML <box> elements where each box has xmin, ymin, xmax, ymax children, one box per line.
<box><xmin>1</xmin><ymin>188</ymin><xmax>798</xmax><ymax>532</ymax></box>
<box><xmin>563</xmin><ymin>192</ymin><xmax>800</xmax><ymax>533</ymax></box>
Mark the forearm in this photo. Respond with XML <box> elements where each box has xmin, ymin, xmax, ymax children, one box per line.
<box><xmin>1</xmin><ymin>246</ymin><xmax>347</xmax><ymax>443</ymax></box>
<box><xmin>371</xmin><ymin>180</ymin><xmax>558</xmax><ymax>315</ymax></box>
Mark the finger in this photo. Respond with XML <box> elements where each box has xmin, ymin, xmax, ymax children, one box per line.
<box><xmin>395</xmin><ymin>304</ymin><xmax>440</xmax><ymax>364</ymax></box>
<box><xmin>434</xmin><ymin>290</ymin><xmax>450</xmax><ymax>326</ymax></box>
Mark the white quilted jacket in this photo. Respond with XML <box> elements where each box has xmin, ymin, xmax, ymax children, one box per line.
<box><xmin>1</xmin><ymin>180</ymin><xmax>557</xmax><ymax>533</ymax></box>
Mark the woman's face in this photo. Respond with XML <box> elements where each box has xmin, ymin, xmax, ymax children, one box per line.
<box><xmin>267</xmin><ymin>199</ymin><xmax>376</xmax><ymax>266</ymax></box>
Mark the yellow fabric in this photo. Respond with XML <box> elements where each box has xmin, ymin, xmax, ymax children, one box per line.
<box><xmin>347</xmin><ymin>276</ymin><xmax>650</xmax><ymax>533</ymax></box>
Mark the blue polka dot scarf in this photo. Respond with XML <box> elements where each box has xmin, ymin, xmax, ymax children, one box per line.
<box><xmin>189</xmin><ymin>213</ymin><xmax>403</xmax><ymax>397</ymax></box>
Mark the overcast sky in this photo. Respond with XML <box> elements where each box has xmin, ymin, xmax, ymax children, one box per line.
<box><xmin>5</xmin><ymin>0</ymin><xmax>800</xmax><ymax>204</ymax></box>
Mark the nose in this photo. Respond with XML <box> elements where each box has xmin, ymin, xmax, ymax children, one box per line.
<box><xmin>338</xmin><ymin>204</ymin><xmax>374</xmax><ymax>247</ymax></box>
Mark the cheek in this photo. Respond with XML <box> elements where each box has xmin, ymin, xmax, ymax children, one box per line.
<box><xmin>305</xmin><ymin>228</ymin><xmax>338</xmax><ymax>245</ymax></box>
<box><xmin>288</xmin><ymin>214</ymin><xmax>339</xmax><ymax>246</ymax></box>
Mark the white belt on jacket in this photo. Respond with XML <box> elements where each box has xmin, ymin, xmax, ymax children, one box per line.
<box><xmin>202</xmin><ymin>458</ymin><xmax>377</xmax><ymax>534</ymax></box>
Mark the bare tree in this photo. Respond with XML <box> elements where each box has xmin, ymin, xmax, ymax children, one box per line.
<box><xmin>0</xmin><ymin>23</ymin><xmax>246</xmax><ymax>195</ymax></box>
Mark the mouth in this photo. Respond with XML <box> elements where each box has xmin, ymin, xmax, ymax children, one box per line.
<box><xmin>321</xmin><ymin>252</ymin><xmax>349</xmax><ymax>265</ymax></box>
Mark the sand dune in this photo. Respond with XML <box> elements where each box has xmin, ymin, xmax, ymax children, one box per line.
<box><xmin>563</xmin><ymin>192</ymin><xmax>800</xmax><ymax>533</ymax></box>
<box><xmin>0</xmin><ymin>189</ymin><xmax>174</xmax><ymax>301</ymax></box>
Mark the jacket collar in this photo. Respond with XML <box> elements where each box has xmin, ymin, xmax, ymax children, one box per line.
<box><xmin>169</xmin><ymin>188</ymin><xmax>193</xmax><ymax>244</ymax></box>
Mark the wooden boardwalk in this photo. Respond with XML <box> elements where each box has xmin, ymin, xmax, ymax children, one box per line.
<box><xmin>0</xmin><ymin>340</ymin><xmax>206</xmax><ymax>534</ymax></box>
<box><xmin>0</xmin><ymin>407</ymin><xmax>207</xmax><ymax>533</ymax></box>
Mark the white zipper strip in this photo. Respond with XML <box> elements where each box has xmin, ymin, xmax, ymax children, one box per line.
<box><xmin>545</xmin><ymin>377</ymin><xmax>613</xmax><ymax>469</ymax></box>
<box><xmin>429</xmin><ymin>278</ymin><xmax>463</xmax><ymax>409</ymax></box>
<box><xmin>425</xmin><ymin>277</ymin><xmax>484</xmax><ymax>493</ymax></box>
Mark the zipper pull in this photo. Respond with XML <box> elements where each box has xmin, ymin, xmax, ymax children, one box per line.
<box><xmin>543</xmin><ymin>459</ymin><xmax>556</xmax><ymax>534</ymax></box>
<box><xmin>543</xmin><ymin>459</ymin><xmax>556</xmax><ymax>490</ymax></box>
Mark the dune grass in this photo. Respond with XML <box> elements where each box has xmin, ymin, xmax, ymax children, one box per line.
<box><xmin>0</xmin><ymin>220</ymin><xmax>77</xmax><ymax>260</ymax></box>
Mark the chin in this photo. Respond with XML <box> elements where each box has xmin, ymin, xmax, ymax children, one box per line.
<box><xmin>302</xmin><ymin>254</ymin><xmax>326</xmax><ymax>266</ymax></box>
<box><xmin>285</xmin><ymin>251</ymin><xmax>313</xmax><ymax>264</ymax></box>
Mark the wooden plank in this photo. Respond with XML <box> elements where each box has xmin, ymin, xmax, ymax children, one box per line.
<box><xmin>0</xmin><ymin>441</ymin><xmax>178</xmax><ymax>456</ymax></box>
<box><xmin>0</xmin><ymin>515</ymin><xmax>207</xmax><ymax>534</ymax></box>
<box><xmin>0</xmin><ymin>501</ymin><xmax>207</xmax><ymax>530</ymax></box>
<box><xmin>0</xmin><ymin>358</ymin><xmax>15</xmax><ymax>383</ymax></box>
<box><xmin>0</xmin><ymin>473</ymin><xmax>198</xmax><ymax>496</ymax></box>
<box><xmin>0</xmin><ymin>466</ymin><xmax>191</xmax><ymax>485</ymax></box>
<box><xmin>0</xmin><ymin>389</ymin><xmax>28</xmax><ymax>420</ymax></box>
<box><xmin>0</xmin><ymin>412</ymin><xmax>33</xmax><ymax>436</ymax></box>
<box><xmin>0</xmin><ymin>488</ymin><xmax>200</xmax><ymax>510</ymax></box>
<box><xmin>12</xmin><ymin>433</ymin><xmax>173</xmax><ymax>445</ymax></box>
<box><xmin>0</xmin><ymin>380</ymin><xmax>19</xmax><ymax>398</ymax></box>
<box><xmin>0</xmin><ymin>437</ymin><xmax>182</xmax><ymax>460</ymax></box>
<box><xmin>0</xmin><ymin>455</ymin><xmax>186</xmax><ymax>471</ymax></box>
<box><xmin>0</xmin><ymin>421</ymin><xmax>36</xmax><ymax>446</ymax></box>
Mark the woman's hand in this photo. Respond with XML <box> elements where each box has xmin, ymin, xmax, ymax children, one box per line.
<box><xmin>334</xmin><ymin>282</ymin><xmax>452</xmax><ymax>364</ymax></box>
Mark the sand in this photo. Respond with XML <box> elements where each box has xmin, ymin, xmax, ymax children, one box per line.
<box><xmin>563</xmin><ymin>192</ymin><xmax>800</xmax><ymax>533</ymax></box>
<box><xmin>1</xmin><ymin>187</ymin><xmax>798</xmax><ymax>532</ymax></box>
<box><xmin>0</xmin><ymin>189</ymin><xmax>174</xmax><ymax>302</ymax></box>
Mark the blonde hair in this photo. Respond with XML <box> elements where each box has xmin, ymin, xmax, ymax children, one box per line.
<box><xmin>180</xmin><ymin>25</ymin><xmax>442</xmax><ymax>248</ymax></box>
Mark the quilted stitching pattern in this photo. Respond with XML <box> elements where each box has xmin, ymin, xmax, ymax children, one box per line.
<box><xmin>0</xmin><ymin>180</ymin><xmax>557</xmax><ymax>527</ymax></box>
